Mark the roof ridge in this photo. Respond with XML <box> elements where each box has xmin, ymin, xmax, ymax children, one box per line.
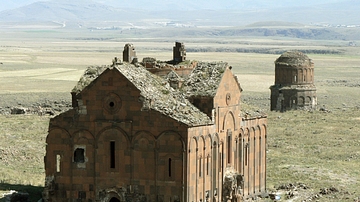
<box><xmin>114</xmin><ymin>64</ymin><xmax>212</xmax><ymax>126</ymax></box>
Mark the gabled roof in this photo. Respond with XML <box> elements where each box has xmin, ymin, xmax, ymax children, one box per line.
<box><xmin>72</xmin><ymin>63</ymin><xmax>212</xmax><ymax>127</ymax></box>
<box><xmin>72</xmin><ymin>65</ymin><xmax>109</xmax><ymax>94</ymax></box>
<box><xmin>181</xmin><ymin>61</ymin><xmax>228</xmax><ymax>97</ymax></box>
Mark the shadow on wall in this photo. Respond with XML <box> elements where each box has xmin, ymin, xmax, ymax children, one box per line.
<box><xmin>0</xmin><ymin>183</ymin><xmax>43</xmax><ymax>202</ymax></box>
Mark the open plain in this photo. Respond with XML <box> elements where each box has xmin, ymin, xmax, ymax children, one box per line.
<box><xmin>0</xmin><ymin>28</ymin><xmax>360</xmax><ymax>201</ymax></box>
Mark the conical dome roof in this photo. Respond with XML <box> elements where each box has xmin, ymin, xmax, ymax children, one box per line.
<box><xmin>275</xmin><ymin>51</ymin><xmax>312</xmax><ymax>67</ymax></box>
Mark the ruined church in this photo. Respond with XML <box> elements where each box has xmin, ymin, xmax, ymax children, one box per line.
<box><xmin>44</xmin><ymin>43</ymin><xmax>267</xmax><ymax>202</ymax></box>
<box><xmin>270</xmin><ymin>51</ymin><xmax>317</xmax><ymax>111</ymax></box>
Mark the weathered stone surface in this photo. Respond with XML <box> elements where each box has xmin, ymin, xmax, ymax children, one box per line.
<box><xmin>275</xmin><ymin>51</ymin><xmax>312</xmax><ymax>66</ymax></box>
<box><xmin>223</xmin><ymin>168</ymin><xmax>243</xmax><ymax>202</ymax></box>
<box><xmin>173</xmin><ymin>42</ymin><xmax>186</xmax><ymax>63</ymax></box>
<box><xmin>270</xmin><ymin>51</ymin><xmax>317</xmax><ymax>111</ymax></box>
<box><xmin>44</xmin><ymin>42</ymin><xmax>268</xmax><ymax>202</ymax></box>
<box><xmin>123</xmin><ymin>43</ymin><xmax>137</xmax><ymax>63</ymax></box>
<box><xmin>181</xmin><ymin>61</ymin><xmax>228</xmax><ymax>97</ymax></box>
<box><xmin>72</xmin><ymin>65</ymin><xmax>109</xmax><ymax>94</ymax></box>
<box><xmin>114</xmin><ymin>64</ymin><xmax>212</xmax><ymax>126</ymax></box>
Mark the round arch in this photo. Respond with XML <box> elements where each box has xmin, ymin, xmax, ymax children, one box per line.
<box><xmin>132</xmin><ymin>130</ymin><xmax>155</xmax><ymax>151</ymax></box>
<box><xmin>212</xmin><ymin>133</ymin><xmax>220</xmax><ymax>145</ymax></box>
<box><xmin>101</xmin><ymin>190</ymin><xmax>125</xmax><ymax>202</ymax></box>
<box><xmin>189</xmin><ymin>136</ymin><xmax>198</xmax><ymax>153</ymax></box>
<box><xmin>96</xmin><ymin>126</ymin><xmax>130</xmax><ymax>144</ymax></box>
<box><xmin>109</xmin><ymin>198</ymin><xmax>120</xmax><ymax>202</ymax></box>
<box><xmin>72</xmin><ymin>129</ymin><xmax>94</xmax><ymax>145</ymax></box>
<box><xmin>157</xmin><ymin>130</ymin><xmax>185</xmax><ymax>151</ymax></box>
<box><xmin>222</xmin><ymin>111</ymin><xmax>236</xmax><ymax>131</ymax></box>
<box><xmin>47</xmin><ymin>127</ymin><xmax>71</xmax><ymax>144</ymax></box>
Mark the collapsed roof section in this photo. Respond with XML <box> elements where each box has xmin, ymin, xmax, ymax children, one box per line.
<box><xmin>181</xmin><ymin>61</ymin><xmax>228</xmax><ymax>97</ymax></box>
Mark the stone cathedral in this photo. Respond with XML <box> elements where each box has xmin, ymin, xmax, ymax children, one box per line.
<box><xmin>43</xmin><ymin>43</ymin><xmax>268</xmax><ymax>202</ymax></box>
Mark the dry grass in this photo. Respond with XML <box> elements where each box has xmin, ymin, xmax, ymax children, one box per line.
<box><xmin>0</xmin><ymin>115</ymin><xmax>48</xmax><ymax>202</ymax></box>
<box><xmin>266</xmin><ymin>108</ymin><xmax>360</xmax><ymax>201</ymax></box>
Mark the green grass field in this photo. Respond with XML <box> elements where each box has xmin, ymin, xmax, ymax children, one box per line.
<box><xmin>0</xmin><ymin>29</ymin><xmax>360</xmax><ymax>201</ymax></box>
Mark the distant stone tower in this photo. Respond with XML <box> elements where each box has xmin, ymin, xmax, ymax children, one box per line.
<box><xmin>173</xmin><ymin>42</ymin><xmax>186</xmax><ymax>63</ymax></box>
<box><xmin>270</xmin><ymin>51</ymin><xmax>317</xmax><ymax>111</ymax></box>
<box><xmin>123</xmin><ymin>43</ymin><xmax>137</xmax><ymax>63</ymax></box>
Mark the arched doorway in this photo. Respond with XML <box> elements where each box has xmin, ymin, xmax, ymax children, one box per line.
<box><xmin>109</xmin><ymin>197</ymin><xmax>120</xmax><ymax>202</ymax></box>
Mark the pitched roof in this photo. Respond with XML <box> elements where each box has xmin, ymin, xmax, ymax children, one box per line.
<box><xmin>72</xmin><ymin>65</ymin><xmax>109</xmax><ymax>94</ymax></box>
<box><xmin>72</xmin><ymin>63</ymin><xmax>212</xmax><ymax>126</ymax></box>
<box><xmin>181</xmin><ymin>61</ymin><xmax>228</xmax><ymax>97</ymax></box>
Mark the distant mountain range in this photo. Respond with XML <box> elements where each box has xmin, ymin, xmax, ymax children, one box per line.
<box><xmin>0</xmin><ymin>0</ymin><xmax>359</xmax><ymax>27</ymax></box>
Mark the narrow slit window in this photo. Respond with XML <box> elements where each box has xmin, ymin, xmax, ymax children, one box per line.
<box><xmin>245</xmin><ymin>144</ymin><xmax>248</xmax><ymax>166</ymax></box>
<box><xmin>206</xmin><ymin>156</ymin><xmax>209</xmax><ymax>175</ymax></box>
<box><xmin>227</xmin><ymin>134</ymin><xmax>231</xmax><ymax>164</ymax></box>
<box><xmin>110</xmin><ymin>141</ymin><xmax>115</xmax><ymax>168</ymax></box>
<box><xmin>56</xmin><ymin>154</ymin><xmax>61</xmax><ymax>172</ymax></box>
<box><xmin>221</xmin><ymin>152</ymin><xmax>223</xmax><ymax>173</ymax></box>
<box><xmin>168</xmin><ymin>158</ymin><xmax>172</xmax><ymax>177</ymax></box>
<box><xmin>239</xmin><ymin>139</ymin><xmax>243</xmax><ymax>170</ymax></box>
<box><xmin>199</xmin><ymin>157</ymin><xmax>202</xmax><ymax>177</ymax></box>
<box><xmin>219</xmin><ymin>152</ymin><xmax>222</xmax><ymax>171</ymax></box>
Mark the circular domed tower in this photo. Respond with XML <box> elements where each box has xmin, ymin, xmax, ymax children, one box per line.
<box><xmin>270</xmin><ymin>51</ymin><xmax>317</xmax><ymax>111</ymax></box>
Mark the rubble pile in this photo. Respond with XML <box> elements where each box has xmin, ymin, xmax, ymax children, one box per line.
<box><xmin>181</xmin><ymin>61</ymin><xmax>227</xmax><ymax>97</ymax></box>
<box><xmin>141</xmin><ymin>57</ymin><xmax>157</xmax><ymax>68</ymax></box>
<box><xmin>276</xmin><ymin>182</ymin><xmax>309</xmax><ymax>191</ymax></box>
<box><xmin>319</xmin><ymin>186</ymin><xmax>339</xmax><ymax>195</ymax></box>
<box><xmin>273</xmin><ymin>183</ymin><xmax>352</xmax><ymax>201</ymax></box>
<box><xmin>274</xmin><ymin>183</ymin><xmax>309</xmax><ymax>200</ymax></box>
<box><xmin>0</xmin><ymin>100</ymin><xmax>71</xmax><ymax>116</ymax></box>
<box><xmin>304</xmin><ymin>186</ymin><xmax>343</xmax><ymax>201</ymax></box>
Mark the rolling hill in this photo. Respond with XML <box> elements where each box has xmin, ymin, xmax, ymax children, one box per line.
<box><xmin>0</xmin><ymin>0</ymin><xmax>359</xmax><ymax>26</ymax></box>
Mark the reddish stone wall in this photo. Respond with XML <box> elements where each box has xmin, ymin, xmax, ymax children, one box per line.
<box><xmin>45</xmin><ymin>66</ymin><xmax>267</xmax><ymax>202</ymax></box>
<box><xmin>45</xmin><ymin>69</ymin><xmax>188</xmax><ymax>201</ymax></box>
<box><xmin>275</xmin><ymin>64</ymin><xmax>314</xmax><ymax>85</ymax></box>
<box><xmin>271</xmin><ymin>56</ymin><xmax>317</xmax><ymax>111</ymax></box>
<box><xmin>185</xmin><ymin>68</ymin><xmax>267</xmax><ymax>202</ymax></box>
<box><xmin>239</xmin><ymin>117</ymin><xmax>267</xmax><ymax>198</ymax></box>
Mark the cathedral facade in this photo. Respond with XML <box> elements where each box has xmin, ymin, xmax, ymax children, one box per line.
<box><xmin>44</xmin><ymin>45</ymin><xmax>267</xmax><ymax>202</ymax></box>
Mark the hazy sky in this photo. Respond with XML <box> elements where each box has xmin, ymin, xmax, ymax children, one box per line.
<box><xmin>0</xmin><ymin>0</ymin><xmax>347</xmax><ymax>12</ymax></box>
